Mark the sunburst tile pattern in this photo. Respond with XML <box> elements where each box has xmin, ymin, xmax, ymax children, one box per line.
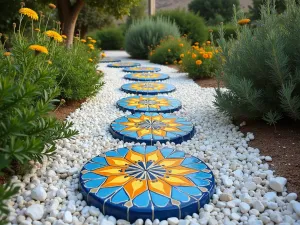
<box><xmin>116</xmin><ymin>95</ymin><xmax>181</xmax><ymax>113</ymax></box>
<box><xmin>121</xmin><ymin>82</ymin><xmax>176</xmax><ymax>95</ymax></box>
<box><xmin>107</xmin><ymin>62</ymin><xmax>141</xmax><ymax>68</ymax></box>
<box><xmin>123</xmin><ymin>67</ymin><xmax>161</xmax><ymax>73</ymax></box>
<box><xmin>109</xmin><ymin>113</ymin><xmax>195</xmax><ymax>144</ymax></box>
<box><xmin>124</xmin><ymin>73</ymin><xmax>169</xmax><ymax>81</ymax></box>
<box><xmin>79</xmin><ymin>146</ymin><xmax>215</xmax><ymax>222</ymax></box>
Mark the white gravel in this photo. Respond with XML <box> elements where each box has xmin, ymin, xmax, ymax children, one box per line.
<box><xmin>6</xmin><ymin>51</ymin><xmax>300</xmax><ymax>225</ymax></box>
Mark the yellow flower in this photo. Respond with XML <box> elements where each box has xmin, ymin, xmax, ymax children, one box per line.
<box><xmin>238</xmin><ymin>19</ymin><xmax>251</xmax><ymax>25</ymax></box>
<box><xmin>196</xmin><ymin>60</ymin><xmax>202</xmax><ymax>65</ymax></box>
<box><xmin>180</xmin><ymin>53</ymin><xmax>184</xmax><ymax>58</ymax></box>
<box><xmin>207</xmin><ymin>52</ymin><xmax>213</xmax><ymax>58</ymax></box>
<box><xmin>3</xmin><ymin>52</ymin><xmax>11</xmax><ymax>57</ymax></box>
<box><xmin>178</xmin><ymin>60</ymin><xmax>182</xmax><ymax>64</ymax></box>
<box><xmin>48</xmin><ymin>3</ymin><xmax>56</xmax><ymax>9</ymax></box>
<box><xmin>203</xmin><ymin>53</ymin><xmax>209</xmax><ymax>59</ymax></box>
<box><xmin>47</xmin><ymin>60</ymin><xmax>52</xmax><ymax>65</ymax></box>
<box><xmin>19</xmin><ymin>8</ymin><xmax>39</xmax><ymax>20</ymax></box>
<box><xmin>91</xmin><ymin>39</ymin><xmax>96</xmax><ymax>44</ymax></box>
<box><xmin>89</xmin><ymin>46</ymin><xmax>95</xmax><ymax>50</ymax></box>
<box><xmin>87</xmin><ymin>37</ymin><xmax>92</xmax><ymax>40</ymax></box>
<box><xmin>168</xmin><ymin>49</ymin><xmax>171</xmax><ymax>52</ymax></box>
<box><xmin>45</xmin><ymin>30</ymin><xmax>63</xmax><ymax>42</ymax></box>
<box><xmin>81</xmin><ymin>39</ymin><xmax>86</xmax><ymax>43</ymax></box>
<box><xmin>61</xmin><ymin>35</ymin><xmax>67</xmax><ymax>39</ymax></box>
<box><xmin>192</xmin><ymin>53</ymin><xmax>197</xmax><ymax>59</ymax></box>
<box><xmin>88</xmin><ymin>44</ymin><xmax>94</xmax><ymax>47</ymax></box>
<box><xmin>88</xmin><ymin>58</ymin><xmax>93</xmax><ymax>62</ymax></box>
<box><xmin>101</xmin><ymin>53</ymin><xmax>106</xmax><ymax>58</ymax></box>
<box><xmin>206</xmin><ymin>41</ymin><xmax>211</xmax><ymax>45</ymax></box>
<box><xmin>165</xmin><ymin>62</ymin><xmax>169</xmax><ymax>65</ymax></box>
<box><xmin>34</xmin><ymin>28</ymin><xmax>40</xmax><ymax>32</ymax></box>
<box><xmin>29</xmin><ymin>45</ymin><xmax>49</xmax><ymax>54</ymax></box>
<box><xmin>194</xmin><ymin>42</ymin><xmax>199</xmax><ymax>46</ymax></box>
<box><xmin>179</xmin><ymin>43</ymin><xmax>184</xmax><ymax>47</ymax></box>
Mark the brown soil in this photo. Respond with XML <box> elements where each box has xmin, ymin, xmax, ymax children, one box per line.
<box><xmin>195</xmin><ymin>77</ymin><xmax>224</xmax><ymax>88</ymax></box>
<box><xmin>239</xmin><ymin>119</ymin><xmax>300</xmax><ymax>197</ymax></box>
<box><xmin>53</xmin><ymin>99</ymin><xmax>86</xmax><ymax>121</ymax></box>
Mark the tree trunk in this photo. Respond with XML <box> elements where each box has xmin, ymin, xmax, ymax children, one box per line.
<box><xmin>56</xmin><ymin>0</ymin><xmax>85</xmax><ymax>47</ymax></box>
<box><xmin>79</xmin><ymin>25</ymin><xmax>88</xmax><ymax>39</ymax></box>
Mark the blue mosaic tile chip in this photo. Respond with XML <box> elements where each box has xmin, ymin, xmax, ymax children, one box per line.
<box><xmin>121</xmin><ymin>82</ymin><xmax>176</xmax><ymax>95</ymax></box>
<box><xmin>123</xmin><ymin>67</ymin><xmax>161</xmax><ymax>73</ymax></box>
<box><xmin>107</xmin><ymin>62</ymin><xmax>141</xmax><ymax>68</ymax></box>
<box><xmin>79</xmin><ymin>146</ymin><xmax>215</xmax><ymax>222</ymax></box>
<box><xmin>124</xmin><ymin>73</ymin><xmax>169</xmax><ymax>81</ymax></box>
<box><xmin>109</xmin><ymin>113</ymin><xmax>195</xmax><ymax>145</ymax></box>
<box><xmin>100</xmin><ymin>58</ymin><xmax>121</xmax><ymax>63</ymax></box>
<box><xmin>116</xmin><ymin>95</ymin><xmax>182</xmax><ymax>113</ymax></box>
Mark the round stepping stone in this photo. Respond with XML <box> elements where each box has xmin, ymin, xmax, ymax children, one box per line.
<box><xmin>100</xmin><ymin>57</ymin><xmax>121</xmax><ymax>63</ymax></box>
<box><xmin>109</xmin><ymin>112</ymin><xmax>195</xmax><ymax>145</ymax></box>
<box><xmin>121</xmin><ymin>82</ymin><xmax>176</xmax><ymax>95</ymax></box>
<box><xmin>79</xmin><ymin>145</ymin><xmax>215</xmax><ymax>222</ymax></box>
<box><xmin>123</xmin><ymin>67</ymin><xmax>161</xmax><ymax>73</ymax></box>
<box><xmin>107</xmin><ymin>62</ymin><xmax>141</xmax><ymax>68</ymax></box>
<box><xmin>124</xmin><ymin>73</ymin><xmax>169</xmax><ymax>81</ymax></box>
<box><xmin>116</xmin><ymin>95</ymin><xmax>181</xmax><ymax>113</ymax></box>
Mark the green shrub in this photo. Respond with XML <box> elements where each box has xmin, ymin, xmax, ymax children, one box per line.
<box><xmin>0</xmin><ymin>182</ymin><xmax>19</xmax><ymax>224</ymax></box>
<box><xmin>125</xmin><ymin>17</ymin><xmax>180</xmax><ymax>59</ymax></box>
<box><xmin>53</xmin><ymin>39</ymin><xmax>104</xmax><ymax>100</ymax></box>
<box><xmin>149</xmin><ymin>36</ymin><xmax>191</xmax><ymax>65</ymax></box>
<box><xmin>215</xmin><ymin>0</ymin><xmax>300</xmax><ymax>124</ymax></box>
<box><xmin>95</xmin><ymin>27</ymin><xmax>124</xmax><ymax>50</ymax></box>
<box><xmin>209</xmin><ymin>24</ymin><xmax>237</xmax><ymax>40</ymax></box>
<box><xmin>181</xmin><ymin>43</ymin><xmax>221</xmax><ymax>79</ymax></box>
<box><xmin>154</xmin><ymin>9</ymin><xmax>208</xmax><ymax>44</ymax></box>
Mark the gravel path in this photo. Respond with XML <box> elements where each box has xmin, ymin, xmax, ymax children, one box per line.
<box><xmin>7</xmin><ymin>51</ymin><xmax>300</xmax><ymax>225</ymax></box>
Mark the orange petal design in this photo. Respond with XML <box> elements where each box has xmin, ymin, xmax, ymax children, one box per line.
<box><xmin>93</xmin><ymin>166</ymin><xmax>124</xmax><ymax>176</ymax></box>
<box><xmin>137</xmin><ymin>128</ymin><xmax>152</xmax><ymax>137</ymax></box>
<box><xmin>146</xmin><ymin>150</ymin><xmax>164</xmax><ymax>163</ymax></box>
<box><xmin>158</xmin><ymin>158</ymin><xmax>184</xmax><ymax>167</ymax></box>
<box><xmin>106</xmin><ymin>157</ymin><xmax>130</xmax><ymax>167</ymax></box>
<box><xmin>166</xmin><ymin>166</ymin><xmax>198</xmax><ymax>175</ymax></box>
<box><xmin>101</xmin><ymin>175</ymin><xmax>132</xmax><ymax>187</ymax></box>
<box><xmin>148</xmin><ymin>178</ymin><xmax>171</xmax><ymax>197</ymax></box>
<box><xmin>163</xmin><ymin>175</ymin><xmax>195</xmax><ymax>186</ymax></box>
<box><xmin>152</xmin><ymin>129</ymin><xmax>167</xmax><ymax>137</ymax></box>
<box><xmin>124</xmin><ymin>179</ymin><xmax>147</xmax><ymax>199</ymax></box>
<box><xmin>125</xmin><ymin>149</ymin><xmax>145</xmax><ymax>163</ymax></box>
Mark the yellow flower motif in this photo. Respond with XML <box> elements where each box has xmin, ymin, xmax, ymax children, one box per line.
<box><xmin>126</xmin><ymin>96</ymin><xmax>170</xmax><ymax>110</ymax></box>
<box><xmin>91</xmin><ymin>39</ymin><xmax>96</xmax><ymax>44</ymax></box>
<box><xmin>238</xmin><ymin>19</ymin><xmax>251</xmax><ymax>25</ymax></box>
<box><xmin>88</xmin><ymin>58</ymin><xmax>93</xmax><ymax>62</ymax></box>
<box><xmin>131</xmin><ymin>83</ymin><xmax>166</xmax><ymax>91</ymax></box>
<box><xmin>61</xmin><ymin>35</ymin><xmax>67</xmax><ymax>39</ymax></box>
<box><xmin>192</xmin><ymin>53</ymin><xmax>197</xmax><ymax>59</ymax></box>
<box><xmin>3</xmin><ymin>52</ymin><xmax>11</xmax><ymax>57</ymax></box>
<box><xmin>48</xmin><ymin>3</ymin><xmax>56</xmax><ymax>9</ymax></box>
<box><xmin>47</xmin><ymin>60</ymin><xmax>52</xmax><ymax>65</ymax></box>
<box><xmin>45</xmin><ymin>30</ymin><xmax>63</xmax><ymax>42</ymax></box>
<box><xmin>180</xmin><ymin>53</ymin><xmax>184</xmax><ymax>58</ymax></box>
<box><xmin>179</xmin><ymin>43</ymin><xmax>184</xmax><ymax>47</ymax></box>
<box><xmin>19</xmin><ymin>8</ymin><xmax>39</xmax><ymax>20</ymax></box>
<box><xmin>133</xmin><ymin>73</ymin><xmax>160</xmax><ymax>79</ymax></box>
<box><xmin>35</xmin><ymin>28</ymin><xmax>40</xmax><ymax>32</ymax></box>
<box><xmin>196</xmin><ymin>60</ymin><xmax>202</xmax><ymax>66</ymax></box>
<box><xmin>29</xmin><ymin>45</ymin><xmax>48</xmax><ymax>54</ymax></box>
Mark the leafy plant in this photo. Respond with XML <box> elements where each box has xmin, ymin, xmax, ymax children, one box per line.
<box><xmin>208</xmin><ymin>24</ymin><xmax>237</xmax><ymax>40</ymax></box>
<box><xmin>95</xmin><ymin>27</ymin><xmax>124</xmax><ymax>50</ymax></box>
<box><xmin>154</xmin><ymin>9</ymin><xmax>208</xmax><ymax>44</ymax></box>
<box><xmin>214</xmin><ymin>0</ymin><xmax>300</xmax><ymax>124</ymax></box>
<box><xmin>125</xmin><ymin>17</ymin><xmax>180</xmax><ymax>59</ymax></box>
<box><xmin>149</xmin><ymin>36</ymin><xmax>191</xmax><ymax>65</ymax></box>
<box><xmin>0</xmin><ymin>182</ymin><xmax>19</xmax><ymax>224</ymax></box>
<box><xmin>181</xmin><ymin>41</ymin><xmax>221</xmax><ymax>79</ymax></box>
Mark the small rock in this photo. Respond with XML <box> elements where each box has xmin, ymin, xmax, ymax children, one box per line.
<box><xmin>269</xmin><ymin>177</ymin><xmax>287</xmax><ymax>192</ymax></box>
<box><xmin>57</xmin><ymin>189</ymin><xmax>67</xmax><ymax>198</ymax></box>
<box><xmin>145</xmin><ymin>219</ymin><xmax>152</xmax><ymax>225</ymax></box>
<box><xmin>25</xmin><ymin>204</ymin><xmax>44</xmax><ymax>220</ymax></box>
<box><xmin>178</xmin><ymin>220</ymin><xmax>189</xmax><ymax>225</ymax></box>
<box><xmin>270</xmin><ymin>211</ymin><xmax>283</xmax><ymax>223</ymax></box>
<box><xmin>265</xmin><ymin>156</ymin><xmax>272</xmax><ymax>162</ymax></box>
<box><xmin>63</xmin><ymin>211</ymin><xmax>73</xmax><ymax>224</ymax></box>
<box><xmin>89</xmin><ymin>206</ymin><xmax>100</xmax><ymax>217</ymax></box>
<box><xmin>204</xmin><ymin>204</ymin><xmax>214</xmax><ymax>212</ymax></box>
<box><xmin>167</xmin><ymin>217</ymin><xmax>179</xmax><ymax>225</ymax></box>
<box><xmin>267</xmin><ymin>202</ymin><xmax>278</xmax><ymax>210</ymax></box>
<box><xmin>135</xmin><ymin>218</ymin><xmax>144</xmax><ymax>225</ymax></box>
<box><xmin>31</xmin><ymin>186</ymin><xmax>47</xmax><ymax>201</ymax></box>
<box><xmin>264</xmin><ymin>192</ymin><xmax>277</xmax><ymax>201</ymax></box>
<box><xmin>222</xmin><ymin>176</ymin><xmax>233</xmax><ymax>187</ymax></box>
<box><xmin>117</xmin><ymin>219</ymin><xmax>130</xmax><ymax>225</ymax></box>
<box><xmin>249</xmin><ymin>209</ymin><xmax>260</xmax><ymax>216</ymax></box>
<box><xmin>153</xmin><ymin>219</ymin><xmax>160</xmax><ymax>225</ymax></box>
<box><xmin>252</xmin><ymin>200</ymin><xmax>265</xmax><ymax>212</ymax></box>
<box><xmin>101</xmin><ymin>218</ymin><xmax>115</xmax><ymax>225</ymax></box>
<box><xmin>244</xmin><ymin>181</ymin><xmax>256</xmax><ymax>191</ymax></box>
<box><xmin>286</xmin><ymin>193</ymin><xmax>297</xmax><ymax>202</ymax></box>
<box><xmin>292</xmin><ymin>201</ymin><xmax>300</xmax><ymax>216</ymax></box>
<box><xmin>159</xmin><ymin>220</ymin><xmax>168</xmax><ymax>225</ymax></box>
<box><xmin>219</xmin><ymin>193</ymin><xmax>233</xmax><ymax>202</ymax></box>
<box><xmin>240</xmin><ymin>202</ymin><xmax>250</xmax><ymax>213</ymax></box>
<box><xmin>230</xmin><ymin>213</ymin><xmax>241</xmax><ymax>221</ymax></box>
<box><xmin>68</xmin><ymin>167</ymin><xmax>78</xmax><ymax>175</ymax></box>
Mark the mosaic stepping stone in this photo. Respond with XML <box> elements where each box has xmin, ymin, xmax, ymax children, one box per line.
<box><xmin>109</xmin><ymin>113</ymin><xmax>195</xmax><ymax>145</ymax></box>
<box><xmin>121</xmin><ymin>82</ymin><xmax>176</xmax><ymax>95</ymax></box>
<box><xmin>123</xmin><ymin>67</ymin><xmax>161</xmax><ymax>73</ymax></box>
<box><xmin>117</xmin><ymin>95</ymin><xmax>182</xmax><ymax>113</ymax></box>
<box><xmin>79</xmin><ymin>146</ymin><xmax>215</xmax><ymax>222</ymax></box>
<box><xmin>124</xmin><ymin>73</ymin><xmax>169</xmax><ymax>81</ymax></box>
<box><xmin>100</xmin><ymin>57</ymin><xmax>121</xmax><ymax>63</ymax></box>
<box><xmin>107</xmin><ymin>62</ymin><xmax>141</xmax><ymax>68</ymax></box>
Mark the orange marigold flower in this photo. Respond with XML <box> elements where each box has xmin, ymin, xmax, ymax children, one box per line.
<box><xmin>207</xmin><ymin>41</ymin><xmax>211</xmax><ymax>45</ymax></box>
<box><xmin>29</xmin><ymin>45</ymin><xmax>49</xmax><ymax>54</ymax></box>
<box><xmin>3</xmin><ymin>52</ymin><xmax>11</xmax><ymax>56</ymax></box>
<box><xmin>101</xmin><ymin>53</ymin><xmax>106</xmax><ymax>58</ymax></box>
<box><xmin>45</xmin><ymin>30</ymin><xmax>63</xmax><ymax>42</ymax></box>
<box><xmin>19</xmin><ymin>8</ymin><xmax>38</xmax><ymax>20</ymax></box>
<box><xmin>61</xmin><ymin>34</ymin><xmax>67</xmax><ymax>39</ymax></box>
<box><xmin>192</xmin><ymin>53</ymin><xmax>197</xmax><ymax>59</ymax></box>
<box><xmin>48</xmin><ymin>3</ymin><xmax>56</xmax><ymax>9</ymax></box>
<box><xmin>196</xmin><ymin>60</ymin><xmax>202</xmax><ymax>65</ymax></box>
<box><xmin>168</xmin><ymin>49</ymin><xmax>171</xmax><ymax>52</ymax></box>
<box><xmin>203</xmin><ymin>53</ymin><xmax>209</xmax><ymax>59</ymax></box>
<box><xmin>194</xmin><ymin>42</ymin><xmax>199</xmax><ymax>46</ymax></box>
<box><xmin>179</xmin><ymin>43</ymin><xmax>184</xmax><ymax>47</ymax></box>
<box><xmin>91</xmin><ymin>40</ymin><xmax>96</xmax><ymax>44</ymax></box>
<box><xmin>238</xmin><ymin>18</ymin><xmax>251</xmax><ymax>25</ymax></box>
<box><xmin>180</xmin><ymin>53</ymin><xmax>184</xmax><ymax>58</ymax></box>
<box><xmin>178</xmin><ymin>60</ymin><xmax>182</xmax><ymax>64</ymax></box>
<box><xmin>87</xmin><ymin>37</ymin><xmax>92</xmax><ymax>40</ymax></box>
<box><xmin>81</xmin><ymin>39</ymin><xmax>86</xmax><ymax>43</ymax></box>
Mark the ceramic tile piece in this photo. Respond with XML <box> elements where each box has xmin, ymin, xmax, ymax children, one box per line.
<box><xmin>123</xmin><ymin>67</ymin><xmax>161</xmax><ymax>73</ymax></box>
<box><xmin>121</xmin><ymin>82</ymin><xmax>176</xmax><ymax>95</ymax></box>
<box><xmin>124</xmin><ymin>73</ymin><xmax>169</xmax><ymax>81</ymax></box>
<box><xmin>107</xmin><ymin>62</ymin><xmax>141</xmax><ymax>68</ymax></box>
